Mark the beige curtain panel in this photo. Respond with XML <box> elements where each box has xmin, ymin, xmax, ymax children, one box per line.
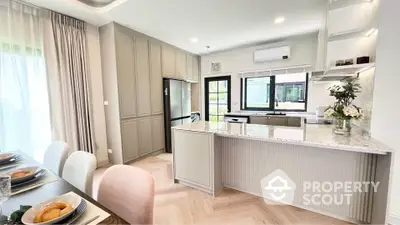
<box><xmin>47</xmin><ymin>12</ymin><xmax>95</xmax><ymax>154</ymax></box>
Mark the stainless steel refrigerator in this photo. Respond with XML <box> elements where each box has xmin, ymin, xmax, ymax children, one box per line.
<box><xmin>163</xmin><ymin>78</ymin><xmax>192</xmax><ymax>153</ymax></box>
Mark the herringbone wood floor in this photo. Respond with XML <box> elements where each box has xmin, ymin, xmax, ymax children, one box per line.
<box><xmin>94</xmin><ymin>154</ymin><xmax>353</xmax><ymax>225</ymax></box>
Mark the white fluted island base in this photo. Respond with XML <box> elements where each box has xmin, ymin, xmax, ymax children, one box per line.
<box><xmin>172</xmin><ymin>122</ymin><xmax>392</xmax><ymax>225</ymax></box>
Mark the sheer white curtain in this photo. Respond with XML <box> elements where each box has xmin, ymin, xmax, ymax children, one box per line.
<box><xmin>0</xmin><ymin>0</ymin><xmax>51</xmax><ymax>161</ymax></box>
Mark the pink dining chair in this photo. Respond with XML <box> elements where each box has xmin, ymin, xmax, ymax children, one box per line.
<box><xmin>97</xmin><ymin>165</ymin><xmax>155</xmax><ymax>225</ymax></box>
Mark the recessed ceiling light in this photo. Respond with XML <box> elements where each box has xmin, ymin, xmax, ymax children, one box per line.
<box><xmin>190</xmin><ymin>37</ymin><xmax>198</xmax><ymax>43</ymax></box>
<box><xmin>274</xmin><ymin>17</ymin><xmax>285</xmax><ymax>24</ymax></box>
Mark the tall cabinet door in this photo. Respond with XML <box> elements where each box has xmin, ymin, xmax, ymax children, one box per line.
<box><xmin>175</xmin><ymin>50</ymin><xmax>186</xmax><ymax>80</ymax></box>
<box><xmin>135</xmin><ymin>36</ymin><xmax>152</xmax><ymax>117</ymax></box>
<box><xmin>138</xmin><ymin>117</ymin><xmax>153</xmax><ymax>156</ymax></box>
<box><xmin>186</xmin><ymin>54</ymin><xmax>193</xmax><ymax>82</ymax></box>
<box><xmin>150</xmin><ymin>41</ymin><xmax>163</xmax><ymax>115</ymax></box>
<box><xmin>121</xmin><ymin>120</ymin><xmax>139</xmax><ymax>162</ymax></box>
<box><xmin>115</xmin><ymin>29</ymin><xmax>137</xmax><ymax>118</ymax></box>
<box><xmin>151</xmin><ymin>115</ymin><xmax>165</xmax><ymax>151</ymax></box>
<box><xmin>162</xmin><ymin>44</ymin><xmax>175</xmax><ymax>77</ymax></box>
<box><xmin>192</xmin><ymin>56</ymin><xmax>199</xmax><ymax>83</ymax></box>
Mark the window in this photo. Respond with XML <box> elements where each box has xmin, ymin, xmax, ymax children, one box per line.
<box><xmin>205</xmin><ymin>76</ymin><xmax>231</xmax><ymax>121</ymax></box>
<box><xmin>242</xmin><ymin>73</ymin><xmax>308</xmax><ymax>111</ymax></box>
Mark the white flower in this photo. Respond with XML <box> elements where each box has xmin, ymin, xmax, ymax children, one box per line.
<box><xmin>324</xmin><ymin>108</ymin><xmax>335</xmax><ymax>118</ymax></box>
<box><xmin>343</xmin><ymin>106</ymin><xmax>362</xmax><ymax>118</ymax></box>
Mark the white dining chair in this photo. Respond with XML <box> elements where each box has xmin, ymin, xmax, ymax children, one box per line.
<box><xmin>43</xmin><ymin>141</ymin><xmax>69</xmax><ymax>176</ymax></box>
<box><xmin>62</xmin><ymin>151</ymin><xmax>97</xmax><ymax>196</ymax></box>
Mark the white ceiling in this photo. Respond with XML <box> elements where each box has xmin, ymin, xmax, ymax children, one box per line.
<box><xmin>25</xmin><ymin>0</ymin><xmax>327</xmax><ymax>54</ymax></box>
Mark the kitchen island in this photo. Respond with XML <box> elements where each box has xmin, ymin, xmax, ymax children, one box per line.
<box><xmin>172</xmin><ymin>121</ymin><xmax>393</xmax><ymax>224</ymax></box>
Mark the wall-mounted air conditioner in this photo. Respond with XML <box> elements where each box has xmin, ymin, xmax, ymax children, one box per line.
<box><xmin>254</xmin><ymin>46</ymin><xmax>291</xmax><ymax>62</ymax></box>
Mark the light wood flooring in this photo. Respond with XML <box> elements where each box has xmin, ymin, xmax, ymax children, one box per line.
<box><xmin>93</xmin><ymin>154</ymin><xmax>353</xmax><ymax>225</ymax></box>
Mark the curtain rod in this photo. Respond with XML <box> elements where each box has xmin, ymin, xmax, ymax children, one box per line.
<box><xmin>238</xmin><ymin>64</ymin><xmax>312</xmax><ymax>74</ymax></box>
<box><xmin>11</xmin><ymin>0</ymin><xmax>41</xmax><ymax>9</ymax></box>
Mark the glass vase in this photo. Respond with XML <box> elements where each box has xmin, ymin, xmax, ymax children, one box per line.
<box><xmin>333</xmin><ymin>119</ymin><xmax>351</xmax><ymax>136</ymax></box>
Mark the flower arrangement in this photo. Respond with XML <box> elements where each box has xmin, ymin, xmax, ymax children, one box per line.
<box><xmin>324</xmin><ymin>78</ymin><xmax>363</xmax><ymax>120</ymax></box>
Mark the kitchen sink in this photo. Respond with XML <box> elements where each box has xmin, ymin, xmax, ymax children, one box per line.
<box><xmin>265</xmin><ymin>112</ymin><xmax>286</xmax><ymax>116</ymax></box>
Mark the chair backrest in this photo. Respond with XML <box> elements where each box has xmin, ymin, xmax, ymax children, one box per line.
<box><xmin>62</xmin><ymin>151</ymin><xmax>97</xmax><ymax>196</ymax></box>
<box><xmin>97</xmin><ymin>165</ymin><xmax>155</xmax><ymax>225</ymax></box>
<box><xmin>43</xmin><ymin>141</ymin><xmax>69</xmax><ymax>176</ymax></box>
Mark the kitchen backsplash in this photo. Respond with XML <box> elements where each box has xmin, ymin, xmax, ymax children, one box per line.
<box><xmin>353</xmin><ymin>68</ymin><xmax>375</xmax><ymax>131</ymax></box>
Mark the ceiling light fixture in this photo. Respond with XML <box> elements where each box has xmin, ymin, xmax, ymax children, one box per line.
<box><xmin>365</xmin><ymin>28</ymin><xmax>377</xmax><ymax>37</ymax></box>
<box><xmin>190</xmin><ymin>37</ymin><xmax>198</xmax><ymax>43</ymax></box>
<box><xmin>274</xmin><ymin>17</ymin><xmax>285</xmax><ymax>24</ymax></box>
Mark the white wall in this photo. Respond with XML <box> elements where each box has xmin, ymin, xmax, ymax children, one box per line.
<box><xmin>200</xmin><ymin>33</ymin><xmax>336</xmax><ymax>115</ymax></box>
<box><xmin>86</xmin><ymin>24</ymin><xmax>109</xmax><ymax>166</ymax></box>
<box><xmin>370</xmin><ymin>0</ymin><xmax>400</xmax><ymax>223</ymax></box>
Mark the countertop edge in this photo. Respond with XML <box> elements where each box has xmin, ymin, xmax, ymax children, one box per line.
<box><xmin>172</xmin><ymin>126</ymin><xmax>390</xmax><ymax>155</ymax></box>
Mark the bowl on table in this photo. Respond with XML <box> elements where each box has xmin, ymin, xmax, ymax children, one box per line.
<box><xmin>0</xmin><ymin>153</ymin><xmax>17</xmax><ymax>164</ymax></box>
<box><xmin>22</xmin><ymin>194</ymin><xmax>82</xmax><ymax>225</ymax></box>
<box><xmin>7</xmin><ymin>166</ymin><xmax>43</xmax><ymax>184</ymax></box>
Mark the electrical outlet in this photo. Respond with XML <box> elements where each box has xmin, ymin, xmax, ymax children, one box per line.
<box><xmin>104</xmin><ymin>101</ymin><xmax>109</xmax><ymax>106</ymax></box>
<box><xmin>107</xmin><ymin>149</ymin><xmax>112</xmax><ymax>154</ymax></box>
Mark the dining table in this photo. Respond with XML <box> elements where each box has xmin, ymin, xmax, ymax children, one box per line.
<box><xmin>2</xmin><ymin>152</ymin><xmax>128</xmax><ymax>224</ymax></box>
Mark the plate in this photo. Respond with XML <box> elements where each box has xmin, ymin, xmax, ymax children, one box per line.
<box><xmin>7</xmin><ymin>166</ymin><xmax>42</xmax><ymax>184</ymax></box>
<box><xmin>22</xmin><ymin>193</ymin><xmax>82</xmax><ymax>225</ymax></box>
<box><xmin>12</xmin><ymin>170</ymin><xmax>47</xmax><ymax>189</ymax></box>
<box><xmin>56</xmin><ymin>199</ymin><xmax>87</xmax><ymax>225</ymax></box>
<box><xmin>0</xmin><ymin>153</ymin><xmax>17</xmax><ymax>164</ymax></box>
<box><xmin>0</xmin><ymin>155</ymin><xmax>20</xmax><ymax>166</ymax></box>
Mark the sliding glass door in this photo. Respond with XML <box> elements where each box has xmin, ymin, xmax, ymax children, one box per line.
<box><xmin>205</xmin><ymin>76</ymin><xmax>231</xmax><ymax>121</ymax></box>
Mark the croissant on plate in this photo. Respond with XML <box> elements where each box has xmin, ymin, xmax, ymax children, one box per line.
<box><xmin>33</xmin><ymin>202</ymin><xmax>73</xmax><ymax>223</ymax></box>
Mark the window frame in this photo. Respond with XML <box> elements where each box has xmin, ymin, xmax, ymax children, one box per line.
<box><xmin>241</xmin><ymin>73</ymin><xmax>309</xmax><ymax>112</ymax></box>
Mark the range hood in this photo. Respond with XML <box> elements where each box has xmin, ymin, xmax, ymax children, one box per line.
<box><xmin>311</xmin><ymin>63</ymin><xmax>375</xmax><ymax>82</ymax></box>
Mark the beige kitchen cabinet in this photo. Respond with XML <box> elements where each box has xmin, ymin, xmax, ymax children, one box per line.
<box><xmin>175</xmin><ymin>50</ymin><xmax>186</xmax><ymax>80</ymax></box>
<box><xmin>174</xmin><ymin>129</ymin><xmax>212</xmax><ymax>189</ymax></box>
<box><xmin>186</xmin><ymin>54</ymin><xmax>193</xmax><ymax>82</ymax></box>
<box><xmin>138</xmin><ymin>117</ymin><xmax>153</xmax><ymax>156</ymax></box>
<box><xmin>266</xmin><ymin>116</ymin><xmax>288</xmax><ymax>126</ymax></box>
<box><xmin>115</xmin><ymin>29</ymin><xmax>137</xmax><ymax>119</ymax></box>
<box><xmin>250</xmin><ymin>116</ymin><xmax>266</xmax><ymax>125</ymax></box>
<box><xmin>121</xmin><ymin>119</ymin><xmax>139</xmax><ymax>162</ymax></box>
<box><xmin>135</xmin><ymin>36</ymin><xmax>152</xmax><ymax>117</ymax></box>
<box><xmin>162</xmin><ymin>44</ymin><xmax>176</xmax><ymax>77</ymax></box>
<box><xmin>192</xmin><ymin>55</ymin><xmax>199</xmax><ymax>83</ymax></box>
<box><xmin>151</xmin><ymin>115</ymin><xmax>165</xmax><ymax>151</ymax></box>
<box><xmin>287</xmin><ymin>117</ymin><xmax>302</xmax><ymax>127</ymax></box>
<box><xmin>150</xmin><ymin>41</ymin><xmax>164</xmax><ymax>115</ymax></box>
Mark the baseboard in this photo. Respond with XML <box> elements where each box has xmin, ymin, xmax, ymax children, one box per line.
<box><xmin>388</xmin><ymin>214</ymin><xmax>400</xmax><ymax>225</ymax></box>
<box><xmin>97</xmin><ymin>159</ymin><xmax>110</xmax><ymax>168</ymax></box>
<box><xmin>123</xmin><ymin>149</ymin><xmax>165</xmax><ymax>164</ymax></box>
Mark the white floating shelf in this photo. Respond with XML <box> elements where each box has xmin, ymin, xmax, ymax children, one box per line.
<box><xmin>311</xmin><ymin>74</ymin><xmax>355</xmax><ymax>82</ymax></box>
<box><xmin>310</xmin><ymin>63</ymin><xmax>375</xmax><ymax>82</ymax></box>
<box><xmin>329</xmin><ymin>0</ymin><xmax>374</xmax><ymax>11</ymax></box>
<box><xmin>325</xmin><ymin>63</ymin><xmax>375</xmax><ymax>75</ymax></box>
<box><xmin>328</xmin><ymin>27</ymin><xmax>376</xmax><ymax>42</ymax></box>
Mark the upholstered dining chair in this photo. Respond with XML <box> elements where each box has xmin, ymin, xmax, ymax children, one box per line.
<box><xmin>43</xmin><ymin>141</ymin><xmax>69</xmax><ymax>176</ymax></box>
<box><xmin>97</xmin><ymin>165</ymin><xmax>155</xmax><ymax>225</ymax></box>
<box><xmin>62</xmin><ymin>151</ymin><xmax>97</xmax><ymax>196</ymax></box>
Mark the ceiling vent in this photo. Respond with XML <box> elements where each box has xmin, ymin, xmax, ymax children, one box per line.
<box><xmin>211</xmin><ymin>62</ymin><xmax>221</xmax><ymax>73</ymax></box>
<box><xmin>254</xmin><ymin>46</ymin><xmax>291</xmax><ymax>63</ymax></box>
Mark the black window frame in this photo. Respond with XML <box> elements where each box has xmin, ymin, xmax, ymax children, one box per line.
<box><xmin>241</xmin><ymin>73</ymin><xmax>309</xmax><ymax>112</ymax></box>
<box><xmin>205</xmin><ymin>76</ymin><xmax>232</xmax><ymax>121</ymax></box>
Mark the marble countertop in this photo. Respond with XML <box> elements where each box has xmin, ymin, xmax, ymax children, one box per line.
<box><xmin>172</xmin><ymin>121</ymin><xmax>392</xmax><ymax>155</ymax></box>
